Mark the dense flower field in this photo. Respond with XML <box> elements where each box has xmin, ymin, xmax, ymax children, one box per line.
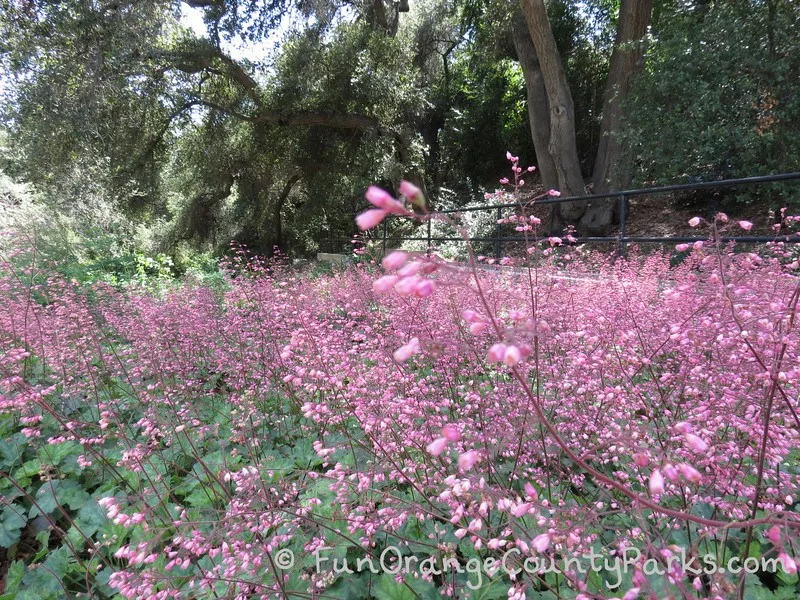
<box><xmin>2</xmin><ymin>201</ymin><xmax>800</xmax><ymax>598</ymax></box>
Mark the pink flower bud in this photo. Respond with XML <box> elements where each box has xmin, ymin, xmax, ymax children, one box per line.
<box><xmin>688</xmin><ymin>217</ymin><xmax>701</xmax><ymax>227</ymax></box>
<box><xmin>675</xmin><ymin>243</ymin><xmax>690</xmax><ymax>251</ymax></box>
<box><xmin>500</xmin><ymin>177</ymin><xmax>509</xmax><ymax>185</ymax></box>
<box><xmin>678</xmin><ymin>463</ymin><xmax>702</xmax><ymax>483</ymax></box>
<box><xmin>547</xmin><ymin>189</ymin><xmax>561</xmax><ymax>197</ymax></box>
<box><xmin>366</xmin><ymin>186</ymin><xmax>406</xmax><ymax>214</ymax></box>
<box><xmin>503</xmin><ymin>345</ymin><xmax>522</xmax><ymax>367</ymax></box>
<box><xmin>532</xmin><ymin>533</ymin><xmax>551</xmax><ymax>553</ymax></box>
<box><xmin>511</xmin><ymin>502</ymin><xmax>532</xmax><ymax>517</ymax></box>
<box><xmin>382</xmin><ymin>251</ymin><xmax>408</xmax><ymax>270</ymax></box>
<box><xmin>767</xmin><ymin>525</ymin><xmax>781</xmax><ymax>545</ymax></box>
<box><xmin>462</xmin><ymin>310</ymin><xmax>480</xmax><ymax>322</ymax></box>
<box><xmin>398</xmin><ymin>261</ymin><xmax>423</xmax><ymax>277</ymax></box>
<box><xmin>356</xmin><ymin>208</ymin><xmax>387</xmax><ymax>230</ymax></box>
<box><xmin>469</xmin><ymin>322</ymin><xmax>488</xmax><ymax>335</ymax></box>
<box><xmin>426</xmin><ymin>437</ymin><xmax>449</xmax><ymax>456</ymax></box>
<box><xmin>684</xmin><ymin>433</ymin><xmax>708</xmax><ymax>452</ymax></box>
<box><xmin>738</xmin><ymin>220</ymin><xmax>753</xmax><ymax>231</ymax></box>
<box><xmin>442</xmin><ymin>425</ymin><xmax>460</xmax><ymax>442</ymax></box>
<box><xmin>674</xmin><ymin>421</ymin><xmax>693</xmax><ymax>434</ymax></box>
<box><xmin>649</xmin><ymin>470</ymin><xmax>665</xmax><ymax>495</ymax></box>
<box><xmin>633</xmin><ymin>452</ymin><xmax>649</xmax><ymax>467</ymax></box>
<box><xmin>524</xmin><ymin>482</ymin><xmax>538</xmax><ymax>501</ymax></box>
<box><xmin>458</xmin><ymin>450</ymin><xmax>481</xmax><ymax>471</ymax></box>
<box><xmin>393</xmin><ymin>337</ymin><xmax>420</xmax><ymax>362</ymax></box>
<box><xmin>394</xmin><ymin>276</ymin><xmax>420</xmax><ymax>296</ymax></box>
<box><xmin>779</xmin><ymin>552</ymin><xmax>797</xmax><ymax>575</ymax></box>
<box><xmin>373</xmin><ymin>275</ymin><xmax>399</xmax><ymax>292</ymax></box>
<box><xmin>413</xmin><ymin>279</ymin><xmax>435</xmax><ymax>298</ymax></box>
<box><xmin>399</xmin><ymin>180</ymin><xmax>425</xmax><ymax>207</ymax></box>
<box><xmin>664</xmin><ymin>464</ymin><xmax>679</xmax><ymax>481</ymax></box>
<box><xmin>487</xmin><ymin>343</ymin><xmax>507</xmax><ymax>363</ymax></box>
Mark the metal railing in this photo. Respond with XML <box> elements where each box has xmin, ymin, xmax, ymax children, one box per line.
<box><xmin>328</xmin><ymin>172</ymin><xmax>800</xmax><ymax>258</ymax></box>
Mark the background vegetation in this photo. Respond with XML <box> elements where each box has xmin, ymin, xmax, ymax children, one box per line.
<box><xmin>1</xmin><ymin>0</ymin><xmax>797</xmax><ymax>265</ymax></box>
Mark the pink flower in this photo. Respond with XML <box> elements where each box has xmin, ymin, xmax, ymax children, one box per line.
<box><xmin>442</xmin><ymin>425</ymin><xmax>461</xmax><ymax>442</ymax></box>
<box><xmin>382</xmin><ymin>251</ymin><xmax>408</xmax><ymax>270</ymax></box>
<box><xmin>649</xmin><ymin>470</ymin><xmax>665</xmax><ymax>495</ymax></box>
<box><xmin>393</xmin><ymin>337</ymin><xmax>420</xmax><ymax>362</ymax></box>
<box><xmin>356</xmin><ymin>208</ymin><xmax>387</xmax><ymax>230</ymax></box>
<box><xmin>458</xmin><ymin>450</ymin><xmax>481</xmax><ymax>471</ymax></box>
<box><xmin>532</xmin><ymin>533</ymin><xmax>551</xmax><ymax>553</ymax></box>
<box><xmin>684</xmin><ymin>433</ymin><xmax>708</xmax><ymax>452</ymax></box>
<box><xmin>527</xmin><ymin>166</ymin><xmax>536</xmax><ymax>172</ymax></box>
<box><xmin>688</xmin><ymin>217</ymin><xmax>701</xmax><ymax>227</ymax></box>
<box><xmin>674</xmin><ymin>421</ymin><xmax>693</xmax><ymax>434</ymax></box>
<box><xmin>664</xmin><ymin>463</ymin><xmax>680</xmax><ymax>481</ymax></box>
<box><xmin>503</xmin><ymin>345</ymin><xmax>522</xmax><ymax>367</ymax></box>
<box><xmin>633</xmin><ymin>452</ymin><xmax>649</xmax><ymax>467</ymax></box>
<box><xmin>767</xmin><ymin>525</ymin><xmax>781</xmax><ymax>544</ymax></box>
<box><xmin>547</xmin><ymin>189</ymin><xmax>561</xmax><ymax>197</ymax></box>
<box><xmin>675</xmin><ymin>243</ymin><xmax>690</xmax><ymax>252</ymax></box>
<box><xmin>426</xmin><ymin>437</ymin><xmax>449</xmax><ymax>456</ymax></box>
<box><xmin>511</xmin><ymin>502</ymin><xmax>532</xmax><ymax>517</ymax></box>
<box><xmin>469</xmin><ymin>322</ymin><xmax>488</xmax><ymax>335</ymax></box>
<box><xmin>779</xmin><ymin>552</ymin><xmax>797</xmax><ymax>575</ymax></box>
<box><xmin>366</xmin><ymin>186</ymin><xmax>406</xmax><ymax>214</ymax></box>
<box><xmin>487</xmin><ymin>343</ymin><xmax>507</xmax><ymax>363</ymax></box>
<box><xmin>524</xmin><ymin>482</ymin><xmax>538</xmax><ymax>501</ymax></box>
<box><xmin>394</xmin><ymin>276</ymin><xmax>420</xmax><ymax>296</ymax></box>
<box><xmin>413</xmin><ymin>279</ymin><xmax>435</xmax><ymax>298</ymax></box>
<box><xmin>373</xmin><ymin>275</ymin><xmax>399</xmax><ymax>292</ymax></box>
<box><xmin>738</xmin><ymin>220</ymin><xmax>753</xmax><ymax>231</ymax></box>
<box><xmin>548</xmin><ymin>237</ymin><xmax>562</xmax><ymax>247</ymax></box>
<box><xmin>398</xmin><ymin>262</ymin><xmax>422</xmax><ymax>278</ymax></box>
<box><xmin>693</xmin><ymin>240</ymin><xmax>704</xmax><ymax>250</ymax></box>
<box><xmin>462</xmin><ymin>310</ymin><xmax>479</xmax><ymax>322</ymax></box>
<box><xmin>399</xmin><ymin>180</ymin><xmax>425</xmax><ymax>207</ymax></box>
<box><xmin>500</xmin><ymin>178</ymin><xmax>509</xmax><ymax>185</ymax></box>
<box><xmin>678</xmin><ymin>463</ymin><xmax>702</xmax><ymax>483</ymax></box>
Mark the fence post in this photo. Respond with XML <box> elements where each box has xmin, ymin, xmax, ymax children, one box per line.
<box><xmin>426</xmin><ymin>218</ymin><xmax>432</xmax><ymax>257</ymax></box>
<box><xmin>381</xmin><ymin>220</ymin><xmax>387</xmax><ymax>256</ymax></box>
<box><xmin>617</xmin><ymin>193</ymin><xmax>627</xmax><ymax>256</ymax></box>
<box><xmin>495</xmin><ymin>206</ymin><xmax>502</xmax><ymax>260</ymax></box>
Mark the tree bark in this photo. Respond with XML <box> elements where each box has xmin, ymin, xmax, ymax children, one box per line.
<box><xmin>510</xmin><ymin>9</ymin><xmax>558</xmax><ymax>192</ymax></box>
<box><xmin>582</xmin><ymin>0</ymin><xmax>653</xmax><ymax>234</ymax></box>
<box><xmin>273</xmin><ymin>173</ymin><xmax>302</xmax><ymax>252</ymax></box>
<box><xmin>521</xmin><ymin>0</ymin><xmax>586</xmax><ymax>225</ymax></box>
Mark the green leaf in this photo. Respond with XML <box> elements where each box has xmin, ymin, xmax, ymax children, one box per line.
<box><xmin>373</xmin><ymin>574</ymin><xmax>419</xmax><ymax>600</ymax></box>
<box><xmin>37</xmin><ymin>441</ymin><xmax>80</xmax><ymax>467</ymax></box>
<box><xmin>3</xmin><ymin>560</ymin><xmax>25</xmax><ymax>594</ymax></box>
<box><xmin>0</xmin><ymin>505</ymin><xmax>27</xmax><ymax>548</ymax></box>
<box><xmin>30</xmin><ymin>480</ymin><xmax>90</xmax><ymax>517</ymax></box>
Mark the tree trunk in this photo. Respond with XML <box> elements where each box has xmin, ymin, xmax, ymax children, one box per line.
<box><xmin>273</xmin><ymin>174</ymin><xmax>302</xmax><ymax>252</ymax></box>
<box><xmin>582</xmin><ymin>0</ymin><xmax>653</xmax><ymax>234</ymax></box>
<box><xmin>510</xmin><ymin>9</ymin><xmax>558</xmax><ymax>192</ymax></box>
<box><xmin>521</xmin><ymin>0</ymin><xmax>586</xmax><ymax>225</ymax></box>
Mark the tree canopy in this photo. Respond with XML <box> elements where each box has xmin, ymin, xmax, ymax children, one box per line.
<box><xmin>1</xmin><ymin>0</ymin><xmax>797</xmax><ymax>256</ymax></box>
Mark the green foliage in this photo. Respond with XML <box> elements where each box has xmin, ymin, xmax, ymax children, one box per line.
<box><xmin>623</xmin><ymin>0</ymin><xmax>800</xmax><ymax>206</ymax></box>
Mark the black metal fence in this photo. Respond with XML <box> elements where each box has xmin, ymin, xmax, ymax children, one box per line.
<box><xmin>328</xmin><ymin>172</ymin><xmax>800</xmax><ymax>258</ymax></box>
